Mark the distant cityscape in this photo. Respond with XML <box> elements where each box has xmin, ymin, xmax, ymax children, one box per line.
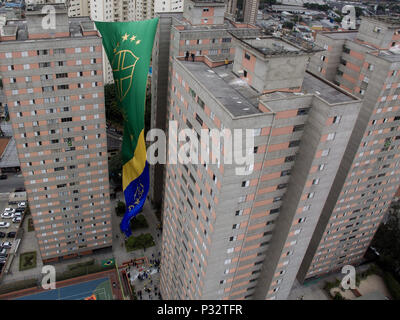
<box><xmin>0</xmin><ymin>0</ymin><xmax>399</xmax><ymax>302</ymax></box>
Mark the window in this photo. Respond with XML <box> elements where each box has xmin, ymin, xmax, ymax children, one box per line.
<box><xmin>245</xmin><ymin>53</ymin><xmax>251</xmax><ymax>60</ymax></box>
<box><xmin>333</xmin><ymin>115</ymin><xmax>341</xmax><ymax>124</ymax></box>
<box><xmin>321</xmin><ymin>149</ymin><xmax>330</xmax><ymax>157</ymax></box>
<box><xmin>289</xmin><ymin>140</ymin><xmax>300</xmax><ymax>148</ymax></box>
<box><xmin>285</xmin><ymin>155</ymin><xmax>295</xmax><ymax>162</ymax></box>
<box><xmin>39</xmin><ymin>62</ymin><xmax>51</xmax><ymax>68</ymax></box>
<box><xmin>297</xmin><ymin>108</ymin><xmax>310</xmax><ymax>116</ymax></box>
<box><xmin>54</xmin><ymin>48</ymin><xmax>66</xmax><ymax>54</ymax></box>
<box><xmin>312</xmin><ymin>178</ymin><xmax>320</xmax><ymax>185</ymax></box>
<box><xmin>327</xmin><ymin>133</ymin><xmax>336</xmax><ymax>141</ymax></box>
<box><xmin>281</xmin><ymin>170</ymin><xmax>291</xmax><ymax>177</ymax></box>
<box><xmin>222</xmin><ymin>38</ymin><xmax>231</xmax><ymax>43</ymax></box>
<box><xmin>293</xmin><ymin>124</ymin><xmax>305</xmax><ymax>132</ymax></box>
<box><xmin>270</xmin><ymin>208</ymin><xmax>280</xmax><ymax>214</ymax></box>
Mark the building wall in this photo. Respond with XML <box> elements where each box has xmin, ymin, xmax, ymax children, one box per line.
<box><xmin>0</xmin><ymin>16</ymin><xmax>112</xmax><ymax>260</ymax></box>
<box><xmin>299</xmin><ymin>18</ymin><xmax>400</xmax><ymax>281</ymax></box>
<box><xmin>154</xmin><ymin>0</ymin><xmax>183</xmax><ymax>13</ymax></box>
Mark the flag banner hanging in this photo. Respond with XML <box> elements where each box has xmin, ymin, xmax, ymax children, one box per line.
<box><xmin>95</xmin><ymin>18</ymin><xmax>159</xmax><ymax>238</ymax></box>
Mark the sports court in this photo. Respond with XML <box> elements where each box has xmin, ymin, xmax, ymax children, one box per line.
<box><xmin>15</xmin><ymin>277</ymin><xmax>113</xmax><ymax>300</ymax></box>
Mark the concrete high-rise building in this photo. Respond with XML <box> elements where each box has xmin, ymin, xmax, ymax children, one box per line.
<box><xmin>154</xmin><ymin>0</ymin><xmax>183</xmax><ymax>13</ymax></box>
<box><xmin>153</xmin><ymin>2</ymin><xmax>364</xmax><ymax>299</ymax></box>
<box><xmin>159</xmin><ymin>33</ymin><xmax>362</xmax><ymax>299</ymax></box>
<box><xmin>243</xmin><ymin>0</ymin><xmax>259</xmax><ymax>24</ymax></box>
<box><xmin>68</xmin><ymin>0</ymin><xmax>91</xmax><ymax>17</ymax></box>
<box><xmin>298</xmin><ymin>16</ymin><xmax>400</xmax><ymax>282</ymax></box>
<box><xmin>149</xmin><ymin>0</ymin><xmax>262</xmax><ymax>208</ymax></box>
<box><xmin>0</xmin><ymin>4</ymin><xmax>112</xmax><ymax>263</ymax></box>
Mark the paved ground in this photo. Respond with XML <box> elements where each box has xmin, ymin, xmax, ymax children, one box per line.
<box><xmin>288</xmin><ymin>263</ymin><xmax>373</xmax><ymax>300</ymax></box>
<box><xmin>0</xmin><ymin>173</ymin><xmax>24</xmax><ymax>194</ymax></box>
<box><xmin>1</xmin><ymin>190</ymin><xmax>162</xmax><ymax>300</ymax></box>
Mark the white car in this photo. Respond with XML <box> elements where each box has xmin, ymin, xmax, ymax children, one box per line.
<box><xmin>3</xmin><ymin>208</ymin><xmax>15</xmax><ymax>214</ymax></box>
<box><xmin>1</xmin><ymin>241</ymin><xmax>12</xmax><ymax>249</ymax></box>
<box><xmin>1</xmin><ymin>212</ymin><xmax>14</xmax><ymax>219</ymax></box>
<box><xmin>18</xmin><ymin>202</ymin><xmax>26</xmax><ymax>208</ymax></box>
<box><xmin>12</xmin><ymin>217</ymin><xmax>21</xmax><ymax>223</ymax></box>
<box><xmin>14</xmin><ymin>212</ymin><xmax>22</xmax><ymax>218</ymax></box>
<box><xmin>0</xmin><ymin>222</ymin><xmax>10</xmax><ymax>228</ymax></box>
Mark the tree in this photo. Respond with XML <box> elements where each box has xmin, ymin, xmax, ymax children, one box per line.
<box><xmin>354</xmin><ymin>6</ymin><xmax>363</xmax><ymax>18</ymax></box>
<box><xmin>371</xmin><ymin>203</ymin><xmax>400</xmax><ymax>276</ymax></box>
<box><xmin>116</xmin><ymin>201</ymin><xmax>126</xmax><ymax>216</ymax></box>
<box><xmin>282</xmin><ymin>21</ymin><xmax>294</xmax><ymax>30</ymax></box>
<box><xmin>109</xmin><ymin>152</ymin><xmax>123</xmax><ymax>185</ymax></box>
<box><xmin>104</xmin><ymin>83</ymin><xmax>123</xmax><ymax>124</ymax></box>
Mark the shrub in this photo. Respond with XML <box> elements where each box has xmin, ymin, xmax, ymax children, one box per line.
<box><xmin>116</xmin><ymin>201</ymin><xmax>126</xmax><ymax>216</ymax></box>
<box><xmin>323</xmin><ymin>278</ymin><xmax>340</xmax><ymax>291</ymax></box>
<box><xmin>19</xmin><ymin>251</ymin><xmax>37</xmax><ymax>271</ymax></box>
<box><xmin>383</xmin><ymin>271</ymin><xmax>400</xmax><ymax>300</ymax></box>
<box><xmin>67</xmin><ymin>259</ymin><xmax>95</xmax><ymax>271</ymax></box>
<box><xmin>125</xmin><ymin>233</ymin><xmax>155</xmax><ymax>252</ymax></box>
<box><xmin>27</xmin><ymin>218</ymin><xmax>34</xmax><ymax>232</ymax></box>
<box><xmin>333</xmin><ymin>292</ymin><xmax>346</xmax><ymax>300</ymax></box>
<box><xmin>130</xmin><ymin>214</ymin><xmax>149</xmax><ymax>231</ymax></box>
<box><xmin>0</xmin><ymin>279</ymin><xmax>37</xmax><ymax>295</ymax></box>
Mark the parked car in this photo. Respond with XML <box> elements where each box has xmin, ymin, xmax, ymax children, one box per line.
<box><xmin>0</xmin><ymin>232</ymin><xmax>5</xmax><ymax>238</ymax></box>
<box><xmin>0</xmin><ymin>222</ymin><xmax>10</xmax><ymax>228</ymax></box>
<box><xmin>0</xmin><ymin>248</ymin><xmax>7</xmax><ymax>257</ymax></box>
<box><xmin>7</xmin><ymin>232</ymin><xmax>16</xmax><ymax>238</ymax></box>
<box><xmin>15</xmin><ymin>208</ymin><xmax>24</xmax><ymax>213</ymax></box>
<box><xmin>12</xmin><ymin>217</ymin><xmax>21</xmax><ymax>224</ymax></box>
<box><xmin>1</xmin><ymin>242</ymin><xmax>12</xmax><ymax>249</ymax></box>
<box><xmin>14</xmin><ymin>212</ymin><xmax>22</xmax><ymax>217</ymax></box>
<box><xmin>0</xmin><ymin>174</ymin><xmax>7</xmax><ymax>180</ymax></box>
<box><xmin>1</xmin><ymin>212</ymin><xmax>14</xmax><ymax>219</ymax></box>
<box><xmin>18</xmin><ymin>202</ymin><xmax>26</xmax><ymax>208</ymax></box>
<box><xmin>3</xmin><ymin>208</ymin><xmax>15</xmax><ymax>214</ymax></box>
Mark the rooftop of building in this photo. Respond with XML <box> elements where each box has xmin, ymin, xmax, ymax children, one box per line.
<box><xmin>0</xmin><ymin>136</ymin><xmax>10</xmax><ymax>158</ymax></box>
<box><xmin>188</xmin><ymin>0</ymin><xmax>225</xmax><ymax>6</ymax></box>
<box><xmin>179</xmin><ymin>60</ymin><xmax>261</xmax><ymax>118</ymax></box>
<box><xmin>0</xmin><ymin>123</ymin><xmax>18</xmax><ymax>168</ymax></box>
<box><xmin>322</xmin><ymin>31</ymin><xmax>358</xmax><ymax>41</ymax></box>
<box><xmin>232</xmin><ymin>33</ymin><xmax>323</xmax><ymax>58</ymax></box>
<box><xmin>377</xmin><ymin>46</ymin><xmax>400</xmax><ymax>62</ymax></box>
<box><xmin>160</xmin><ymin>12</ymin><xmax>260</xmax><ymax>33</ymax></box>
<box><xmin>261</xmin><ymin>71</ymin><xmax>358</xmax><ymax>105</ymax></box>
<box><xmin>0</xmin><ymin>3</ymin><xmax>96</xmax><ymax>42</ymax></box>
<box><xmin>178</xmin><ymin>59</ymin><xmax>358</xmax><ymax>118</ymax></box>
<box><xmin>363</xmin><ymin>15</ymin><xmax>400</xmax><ymax>28</ymax></box>
<box><xmin>0</xmin><ymin>15</ymin><xmax>96</xmax><ymax>41</ymax></box>
<box><xmin>242</xmin><ymin>37</ymin><xmax>302</xmax><ymax>56</ymax></box>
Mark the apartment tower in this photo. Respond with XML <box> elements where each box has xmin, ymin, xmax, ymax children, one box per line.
<box><xmin>149</xmin><ymin>0</ymin><xmax>262</xmax><ymax>208</ymax></box>
<box><xmin>158</xmin><ymin>13</ymin><xmax>363</xmax><ymax>297</ymax></box>
<box><xmin>0</xmin><ymin>4</ymin><xmax>112</xmax><ymax>263</ymax></box>
<box><xmin>298</xmin><ymin>16</ymin><xmax>400</xmax><ymax>282</ymax></box>
<box><xmin>243</xmin><ymin>0</ymin><xmax>259</xmax><ymax>25</ymax></box>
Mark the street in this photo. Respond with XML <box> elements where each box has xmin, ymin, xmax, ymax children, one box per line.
<box><xmin>0</xmin><ymin>173</ymin><xmax>24</xmax><ymax>194</ymax></box>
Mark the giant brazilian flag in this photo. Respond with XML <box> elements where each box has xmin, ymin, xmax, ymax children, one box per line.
<box><xmin>95</xmin><ymin>18</ymin><xmax>159</xmax><ymax>238</ymax></box>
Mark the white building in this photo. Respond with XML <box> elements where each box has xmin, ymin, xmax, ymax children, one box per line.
<box><xmin>154</xmin><ymin>0</ymin><xmax>183</xmax><ymax>13</ymax></box>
